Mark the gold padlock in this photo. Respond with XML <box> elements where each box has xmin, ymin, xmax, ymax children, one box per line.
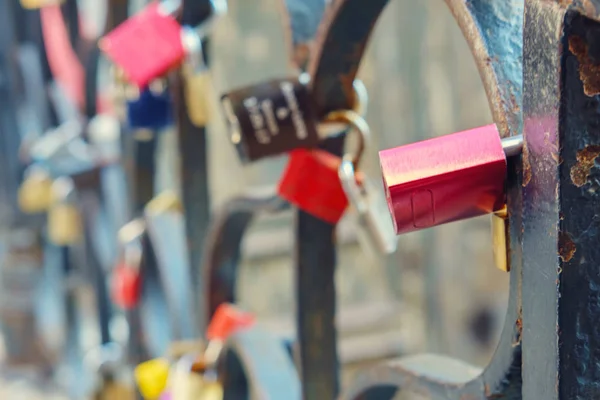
<box><xmin>20</xmin><ymin>0</ymin><xmax>64</xmax><ymax>9</ymax></box>
<box><xmin>491</xmin><ymin>205</ymin><xmax>510</xmax><ymax>272</ymax></box>
<box><xmin>181</xmin><ymin>27</ymin><xmax>214</xmax><ymax>127</ymax></box>
<box><xmin>47</xmin><ymin>178</ymin><xmax>82</xmax><ymax>246</ymax></box>
<box><xmin>183</xmin><ymin>67</ymin><xmax>214</xmax><ymax>127</ymax></box>
<box><xmin>171</xmin><ymin>361</ymin><xmax>224</xmax><ymax>400</ymax></box>
<box><xmin>93</xmin><ymin>381</ymin><xmax>136</xmax><ymax>400</ymax></box>
<box><xmin>48</xmin><ymin>203</ymin><xmax>82</xmax><ymax>246</ymax></box>
<box><xmin>199</xmin><ymin>380</ymin><xmax>224</xmax><ymax>400</ymax></box>
<box><xmin>18</xmin><ymin>169</ymin><xmax>53</xmax><ymax>213</ymax></box>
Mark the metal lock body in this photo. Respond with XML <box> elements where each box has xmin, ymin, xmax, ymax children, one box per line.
<box><xmin>126</xmin><ymin>82</ymin><xmax>174</xmax><ymax>130</ymax></box>
<box><xmin>278</xmin><ymin>110</ymin><xmax>369</xmax><ymax>224</ymax></box>
<box><xmin>18</xmin><ymin>167</ymin><xmax>53</xmax><ymax>213</ymax></box>
<box><xmin>184</xmin><ymin>69</ymin><xmax>213</xmax><ymax>127</ymax></box>
<box><xmin>112</xmin><ymin>262</ymin><xmax>142</xmax><ymax>310</ymax></box>
<box><xmin>221</xmin><ymin>76</ymin><xmax>321</xmax><ymax>162</ymax></box>
<box><xmin>181</xmin><ymin>26</ymin><xmax>213</xmax><ymax>127</ymax></box>
<box><xmin>379</xmin><ymin>124</ymin><xmax>522</xmax><ymax>235</ymax></box>
<box><xmin>47</xmin><ymin>177</ymin><xmax>83</xmax><ymax>246</ymax></box>
<box><xmin>171</xmin><ymin>355</ymin><xmax>224</xmax><ymax>400</ymax></box>
<box><xmin>279</xmin><ymin>149</ymin><xmax>356</xmax><ymax>224</ymax></box>
<box><xmin>100</xmin><ymin>2</ymin><xmax>185</xmax><ymax>88</ymax></box>
<box><xmin>134</xmin><ymin>358</ymin><xmax>171</xmax><ymax>400</ymax></box>
<box><xmin>20</xmin><ymin>0</ymin><xmax>64</xmax><ymax>9</ymax></box>
<box><xmin>113</xmin><ymin>219</ymin><xmax>145</xmax><ymax>309</ymax></box>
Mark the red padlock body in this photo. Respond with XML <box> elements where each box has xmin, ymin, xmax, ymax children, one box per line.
<box><xmin>278</xmin><ymin>149</ymin><xmax>350</xmax><ymax>224</ymax></box>
<box><xmin>206</xmin><ymin>303</ymin><xmax>255</xmax><ymax>341</ymax></box>
<box><xmin>112</xmin><ymin>263</ymin><xmax>141</xmax><ymax>310</ymax></box>
<box><xmin>100</xmin><ymin>2</ymin><xmax>185</xmax><ymax>88</ymax></box>
<box><xmin>379</xmin><ymin>124</ymin><xmax>507</xmax><ymax>235</ymax></box>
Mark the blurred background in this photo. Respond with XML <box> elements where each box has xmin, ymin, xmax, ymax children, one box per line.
<box><xmin>0</xmin><ymin>0</ymin><xmax>510</xmax><ymax>397</ymax></box>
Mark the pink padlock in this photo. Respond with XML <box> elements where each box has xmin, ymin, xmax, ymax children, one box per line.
<box><xmin>379</xmin><ymin>124</ymin><xmax>522</xmax><ymax>235</ymax></box>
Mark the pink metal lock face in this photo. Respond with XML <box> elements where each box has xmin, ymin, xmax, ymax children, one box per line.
<box><xmin>100</xmin><ymin>2</ymin><xmax>185</xmax><ymax>88</ymax></box>
<box><xmin>379</xmin><ymin>124</ymin><xmax>507</xmax><ymax>235</ymax></box>
<box><xmin>278</xmin><ymin>149</ymin><xmax>351</xmax><ymax>224</ymax></box>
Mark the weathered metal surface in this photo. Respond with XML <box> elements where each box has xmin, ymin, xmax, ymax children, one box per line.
<box><xmin>279</xmin><ymin>2</ymin><xmax>344</xmax><ymax>399</ymax></box>
<box><xmin>522</xmin><ymin>2</ymin><xmax>600</xmax><ymax>399</ymax></box>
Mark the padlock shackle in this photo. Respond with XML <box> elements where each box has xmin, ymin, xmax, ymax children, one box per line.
<box><xmin>501</xmin><ymin>134</ymin><xmax>523</xmax><ymax>158</ymax></box>
<box><xmin>324</xmin><ymin>109</ymin><xmax>370</xmax><ymax>167</ymax></box>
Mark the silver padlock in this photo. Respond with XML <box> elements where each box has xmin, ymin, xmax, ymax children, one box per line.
<box><xmin>339</xmin><ymin>158</ymin><xmax>398</xmax><ymax>256</ymax></box>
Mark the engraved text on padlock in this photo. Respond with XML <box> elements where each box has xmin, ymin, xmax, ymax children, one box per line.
<box><xmin>221</xmin><ymin>77</ymin><xmax>320</xmax><ymax>162</ymax></box>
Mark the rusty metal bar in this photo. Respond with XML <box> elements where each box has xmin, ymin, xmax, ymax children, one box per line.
<box><xmin>522</xmin><ymin>2</ymin><xmax>600</xmax><ymax>398</ymax></box>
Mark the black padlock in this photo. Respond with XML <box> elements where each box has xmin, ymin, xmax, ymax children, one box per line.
<box><xmin>221</xmin><ymin>75</ymin><xmax>321</xmax><ymax>163</ymax></box>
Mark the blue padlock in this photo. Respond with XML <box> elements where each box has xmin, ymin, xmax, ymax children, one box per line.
<box><xmin>126</xmin><ymin>86</ymin><xmax>174</xmax><ymax>130</ymax></box>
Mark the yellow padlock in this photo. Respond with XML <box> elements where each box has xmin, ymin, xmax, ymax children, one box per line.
<box><xmin>47</xmin><ymin>202</ymin><xmax>82</xmax><ymax>246</ymax></box>
<box><xmin>171</xmin><ymin>370</ymin><xmax>224</xmax><ymax>400</ymax></box>
<box><xmin>171</xmin><ymin>369</ymin><xmax>206</xmax><ymax>400</ymax></box>
<box><xmin>198</xmin><ymin>380</ymin><xmax>224</xmax><ymax>400</ymax></box>
<box><xmin>18</xmin><ymin>170</ymin><xmax>53</xmax><ymax>213</ymax></box>
<box><xmin>20</xmin><ymin>0</ymin><xmax>64</xmax><ymax>9</ymax></box>
<box><xmin>183</xmin><ymin>66</ymin><xmax>214</xmax><ymax>127</ymax></box>
<box><xmin>93</xmin><ymin>381</ymin><xmax>136</xmax><ymax>400</ymax></box>
<box><xmin>47</xmin><ymin>178</ymin><xmax>82</xmax><ymax>246</ymax></box>
<box><xmin>134</xmin><ymin>358</ymin><xmax>171</xmax><ymax>400</ymax></box>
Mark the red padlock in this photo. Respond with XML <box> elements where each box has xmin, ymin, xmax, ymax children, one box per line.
<box><xmin>100</xmin><ymin>1</ymin><xmax>186</xmax><ymax>88</ymax></box>
<box><xmin>112</xmin><ymin>262</ymin><xmax>141</xmax><ymax>310</ymax></box>
<box><xmin>379</xmin><ymin>124</ymin><xmax>523</xmax><ymax>235</ymax></box>
<box><xmin>206</xmin><ymin>303</ymin><xmax>255</xmax><ymax>341</ymax></box>
<box><xmin>277</xmin><ymin>110</ymin><xmax>368</xmax><ymax>224</ymax></box>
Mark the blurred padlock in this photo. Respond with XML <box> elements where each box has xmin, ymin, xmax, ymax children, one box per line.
<box><xmin>18</xmin><ymin>167</ymin><xmax>53</xmax><ymax>213</ymax></box>
<box><xmin>101</xmin><ymin>0</ymin><xmax>226</xmax><ymax>89</ymax></box>
<box><xmin>171</xmin><ymin>355</ymin><xmax>225</xmax><ymax>400</ymax></box>
<box><xmin>93</xmin><ymin>381</ymin><xmax>136</xmax><ymax>400</ymax></box>
<box><xmin>134</xmin><ymin>358</ymin><xmax>171</xmax><ymax>400</ymax></box>
<box><xmin>113</xmin><ymin>219</ymin><xmax>145</xmax><ymax>309</ymax></box>
<box><xmin>47</xmin><ymin>177</ymin><xmax>82</xmax><ymax>246</ymax></box>
<box><xmin>379</xmin><ymin>124</ymin><xmax>523</xmax><ymax>235</ymax></box>
<box><xmin>125</xmin><ymin>80</ymin><xmax>174</xmax><ymax>130</ymax></box>
<box><xmin>112</xmin><ymin>262</ymin><xmax>142</xmax><ymax>309</ymax></box>
<box><xmin>181</xmin><ymin>27</ymin><xmax>213</xmax><ymax>127</ymax></box>
<box><xmin>171</xmin><ymin>359</ymin><xmax>207</xmax><ymax>400</ymax></box>
<box><xmin>277</xmin><ymin>110</ymin><xmax>368</xmax><ymax>224</ymax></box>
<box><xmin>20</xmin><ymin>0</ymin><xmax>64</xmax><ymax>10</ymax></box>
<box><xmin>100</xmin><ymin>1</ymin><xmax>185</xmax><ymax>88</ymax></box>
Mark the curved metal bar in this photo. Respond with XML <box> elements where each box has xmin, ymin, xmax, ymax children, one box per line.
<box><xmin>308</xmin><ymin>0</ymin><xmax>523</xmax><ymax>138</ymax></box>
<box><xmin>302</xmin><ymin>0</ymin><xmax>525</xmax><ymax>398</ymax></box>
<box><xmin>144</xmin><ymin>203</ymin><xmax>199</xmax><ymax>344</ymax></box>
<box><xmin>221</xmin><ymin>326</ymin><xmax>302</xmax><ymax>400</ymax></box>
<box><xmin>201</xmin><ymin>191</ymin><xmax>289</xmax><ymax>323</ymax></box>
